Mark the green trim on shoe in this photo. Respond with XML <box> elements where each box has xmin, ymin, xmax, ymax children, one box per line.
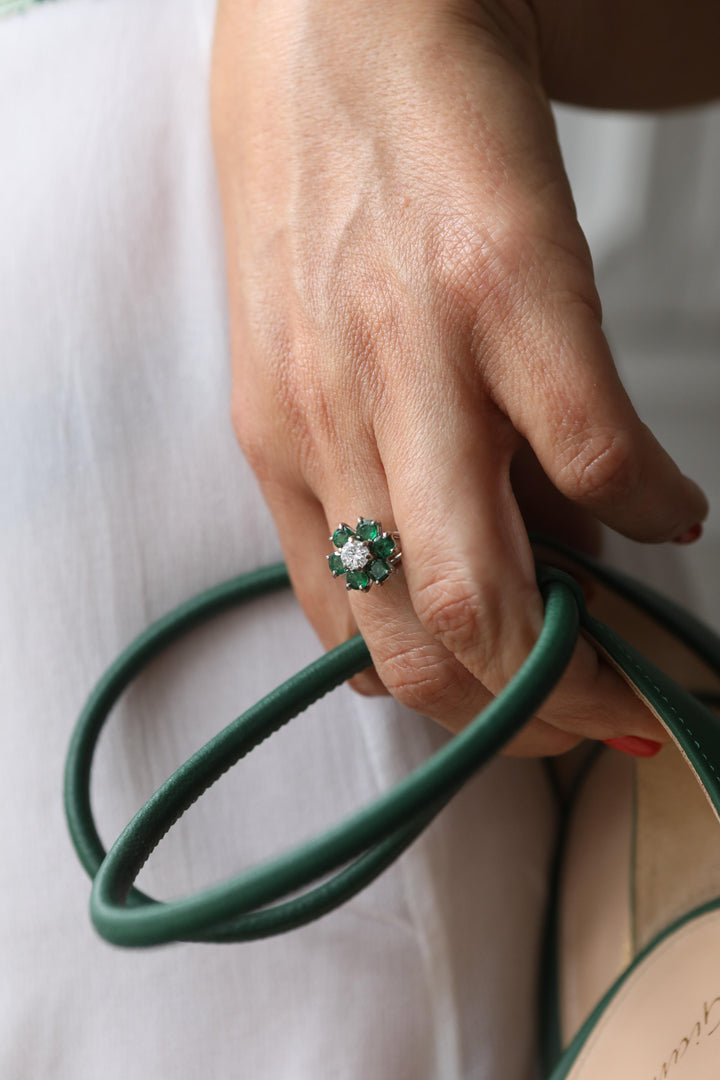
<box><xmin>545</xmin><ymin>896</ymin><xmax>720</xmax><ymax>1079</ymax></box>
<box><xmin>533</xmin><ymin>537</ymin><xmax>720</xmax><ymax>1076</ymax></box>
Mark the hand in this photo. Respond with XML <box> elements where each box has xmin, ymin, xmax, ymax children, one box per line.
<box><xmin>211</xmin><ymin>0</ymin><xmax>708</xmax><ymax>755</ymax></box>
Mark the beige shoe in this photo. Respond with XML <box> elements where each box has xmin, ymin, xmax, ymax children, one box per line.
<box><xmin>543</xmin><ymin>546</ymin><xmax>720</xmax><ymax>1080</ymax></box>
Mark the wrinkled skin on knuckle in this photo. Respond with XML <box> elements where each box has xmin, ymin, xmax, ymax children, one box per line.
<box><xmin>232</xmin><ymin>272</ymin><xmax>387</xmax><ymax>491</ymax></box>
<box><xmin>377</xmin><ymin>642</ymin><xmax>473</xmax><ymax>719</ymax></box>
<box><xmin>229</xmin><ymin>385</ymin><xmax>273</xmax><ymax>477</ymax></box>
<box><xmin>230</xmin><ymin>330</ymin><xmax>331</xmax><ymax>487</ymax></box>
<box><xmin>556</xmin><ymin>427</ymin><xmax>639</xmax><ymax>504</ymax></box>
<box><xmin>427</xmin><ymin>214</ymin><xmax>562</xmax><ymax>394</ymax></box>
<box><xmin>231</xmin><ymin>407</ymin><xmax>297</xmax><ymax>487</ymax></box>
<box><xmin>491</xmin><ymin>230</ymin><xmax>600</xmax><ymax>344</ymax></box>
<box><xmin>428</xmin><ymin>212</ymin><xmax>524</xmax><ymax>333</ymax></box>
<box><xmin>412</xmin><ymin>572</ymin><xmax>500</xmax><ymax>672</ymax></box>
<box><xmin>424</xmin><ymin>167</ymin><xmax>602</xmax><ymax>380</ymax></box>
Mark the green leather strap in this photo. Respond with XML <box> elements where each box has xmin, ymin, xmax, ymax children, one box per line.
<box><xmin>65</xmin><ymin>562</ymin><xmax>581</xmax><ymax>946</ymax></box>
<box><xmin>65</xmin><ymin>545</ymin><xmax>720</xmax><ymax>949</ymax></box>
<box><xmin>532</xmin><ymin>537</ymin><xmax>720</xmax><ymax>817</ymax></box>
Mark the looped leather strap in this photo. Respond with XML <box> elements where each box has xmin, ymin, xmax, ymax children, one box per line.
<box><xmin>65</xmin><ymin>561</ymin><xmax>582</xmax><ymax>946</ymax></box>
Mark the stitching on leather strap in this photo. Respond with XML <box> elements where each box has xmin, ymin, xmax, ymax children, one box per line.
<box><xmin>602</xmin><ymin>626</ymin><xmax>720</xmax><ymax>784</ymax></box>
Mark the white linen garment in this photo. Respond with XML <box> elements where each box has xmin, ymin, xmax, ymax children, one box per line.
<box><xmin>0</xmin><ymin>1</ymin><xmax>717</xmax><ymax>1078</ymax></box>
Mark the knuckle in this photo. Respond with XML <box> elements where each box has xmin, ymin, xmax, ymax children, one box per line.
<box><xmin>230</xmin><ymin>387</ymin><xmax>319</xmax><ymax>487</ymax></box>
<box><xmin>413</xmin><ymin>575</ymin><xmax>495</xmax><ymax>666</ymax></box>
<box><xmin>379</xmin><ymin>645</ymin><xmax>466</xmax><ymax>716</ymax></box>
<box><xmin>236</xmin><ymin>427</ymin><xmax>274</xmax><ymax>484</ymax></box>
<box><xmin>430</xmin><ymin>217</ymin><xmax>525</xmax><ymax>324</ymax></box>
<box><xmin>230</xmin><ymin>384</ymin><xmax>280</xmax><ymax>481</ymax></box>
<box><xmin>556</xmin><ymin>428</ymin><xmax>638</xmax><ymax>503</ymax></box>
<box><xmin>230</xmin><ymin>392</ymin><xmax>264</xmax><ymax>465</ymax></box>
<box><xmin>230</xmin><ymin>332</ymin><xmax>333</xmax><ymax>486</ymax></box>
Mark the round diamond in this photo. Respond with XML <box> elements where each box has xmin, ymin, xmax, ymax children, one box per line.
<box><xmin>340</xmin><ymin>538</ymin><xmax>370</xmax><ymax>571</ymax></box>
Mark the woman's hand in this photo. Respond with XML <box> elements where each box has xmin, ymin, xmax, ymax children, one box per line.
<box><xmin>210</xmin><ymin>0</ymin><xmax>708</xmax><ymax>755</ymax></box>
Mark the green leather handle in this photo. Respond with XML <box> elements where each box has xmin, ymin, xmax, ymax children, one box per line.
<box><xmin>65</xmin><ymin>545</ymin><xmax>720</xmax><ymax>948</ymax></box>
<box><xmin>65</xmin><ymin>561</ymin><xmax>582</xmax><ymax>946</ymax></box>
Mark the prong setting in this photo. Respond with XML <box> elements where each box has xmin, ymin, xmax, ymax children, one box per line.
<box><xmin>326</xmin><ymin>518</ymin><xmax>401</xmax><ymax>591</ymax></box>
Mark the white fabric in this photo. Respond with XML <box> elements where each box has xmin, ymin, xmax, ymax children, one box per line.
<box><xmin>0</xmin><ymin>2</ymin><xmax>718</xmax><ymax>1078</ymax></box>
<box><xmin>0</xmin><ymin>3</ymin><xmax>556</xmax><ymax>1078</ymax></box>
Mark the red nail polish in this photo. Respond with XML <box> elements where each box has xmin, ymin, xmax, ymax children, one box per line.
<box><xmin>672</xmin><ymin>523</ymin><xmax>703</xmax><ymax>545</ymax></box>
<box><xmin>603</xmin><ymin>736</ymin><xmax>664</xmax><ymax>758</ymax></box>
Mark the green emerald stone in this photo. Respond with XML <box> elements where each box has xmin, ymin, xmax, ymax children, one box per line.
<box><xmin>369</xmin><ymin>559</ymin><xmax>390</xmax><ymax>582</ymax></box>
<box><xmin>332</xmin><ymin>527</ymin><xmax>353</xmax><ymax>548</ymax></box>
<box><xmin>346</xmin><ymin>570</ymin><xmax>370</xmax><ymax>590</ymax></box>
<box><xmin>371</xmin><ymin>534</ymin><xmax>395</xmax><ymax>558</ymax></box>
<box><xmin>356</xmin><ymin>519</ymin><xmax>379</xmax><ymax>542</ymax></box>
<box><xmin>328</xmin><ymin>553</ymin><xmax>345</xmax><ymax>575</ymax></box>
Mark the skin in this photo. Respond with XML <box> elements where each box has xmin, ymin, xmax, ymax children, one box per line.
<box><xmin>210</xmin><ymin>0</ymin><xmax>717</xmax><ymax>756</ymax></box>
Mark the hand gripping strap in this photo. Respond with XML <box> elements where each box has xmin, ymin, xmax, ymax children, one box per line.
<box><xmin>65</xmin><ymin>564</ymin><xmax>580</xmax><ymax>947</ymax></box>
<box><xmin>65</xmin><ymin>548</ymin><xmax>720</xmax><ymax>948</ymax></box>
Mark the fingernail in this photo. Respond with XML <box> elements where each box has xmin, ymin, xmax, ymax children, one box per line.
<box><xmin>672</xmin><ymin>522</ymin><xmax>703</xmax><ymax>545</ymax></box>
<box><xmin>603</xmin><ymin>736</ymin><xmax>663</xmax><ymax>758</ymax></box>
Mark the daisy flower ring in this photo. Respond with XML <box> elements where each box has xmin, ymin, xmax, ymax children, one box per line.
<box><xmin>326</xmin><ymin>518</ymin><xmax>402</xmax><ymax>592</ymax></box>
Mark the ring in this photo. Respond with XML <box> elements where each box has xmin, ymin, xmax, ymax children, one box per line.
<box><xmin>327</xmin><ymin>518</ymin><xmax>402</xmax><ymax>591</ymax></box>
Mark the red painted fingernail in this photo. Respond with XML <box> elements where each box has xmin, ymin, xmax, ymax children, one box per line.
<box><xmin>603</xmin><ymin>736</ymin><xmax>664</xmax><ymax>758</ymax></box>
<box><xmin>672</xmin><ymin>523</ymin><xmax>703</xmax><ymax>545</ymax></box>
